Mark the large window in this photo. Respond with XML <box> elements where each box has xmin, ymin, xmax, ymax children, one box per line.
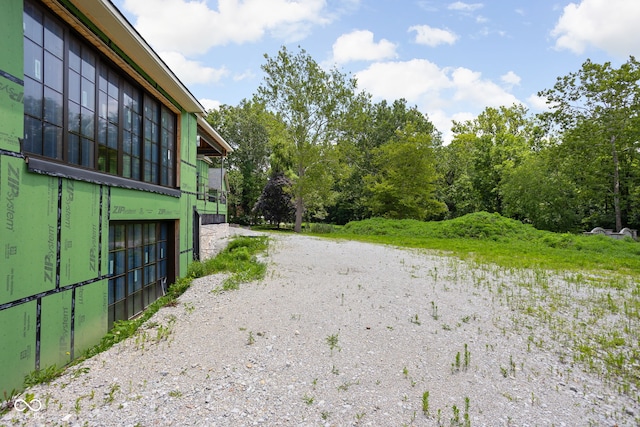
<box><xmin>108</xmin><ymin>222</ymin><xmax>171</xmax><ymax>329</ymax></box>
<box><xmin>23</xmin><ymin>1</ymin><xmax>176</xmax><ymax>187</ymax></box>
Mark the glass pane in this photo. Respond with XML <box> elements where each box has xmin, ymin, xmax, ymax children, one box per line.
<box><xmin>132</xmin><ymin>158</ymin><xmax>140</xmax><ymax>180</ymax></box>
<box><xmin>132</xmin><ymin>113</ymin><xmax>141</xmax><ymax>135</ymax></box>
<box><xmin>108</xmin><ymin>123</ymin><xmax>118</xmax><ymax>149</ymax></box>
<box><xmin>68</xmin><ymin>101</ymin><xmax>80</xmax><ymax>133</ymax></box>
<box><xmin>81</xmin><ymin>137</ymin><xmax>94</xmax><ymax>167</ymax></box>
<box><xmin>24</xmin><ymin>39</ymin><xmax>43</xmax><ymax>81</ymax></box>
<box><xmin>161</xmin><ymin>167</ymin><xmax>168</xmax><ymax>186</ymax></box>
<box><xmin>108</xmin><ymin>279</ymin><xmax>115</xmax><ymax>305</ymax></box>
<box><xmin>134</xmin><ymin>224</ymin><xmax>143</xmax><ymax>247</ymax></box>
<box><xmin>131</xmin><ymin>269</ymin><xmax>142</xmax><ymax>292</ymax></box>
<box><xmin>133</xmin><ymin>247</ymin><xmax>142</xmax><ymax>268</ymax></box>
<box><xmin>97</xmin><ymin>117</ymin><xmax>107</xmax><ymax>145</ymax></box>
<box><xmin>81</xmin><ymin>107</ymin><xmax>94</xmax><ymax>138</ymax></box>
<box><xmin>115</xmin><ymin>276</ymin><xmax>125</xmax><ymax>300</ymax></box>
<box><xmin>68</xmin><ymin>133</ymin><xmax>79</xmax><ymax>164</ymax></box>
<box><xmin>115</xmin><ymin>250</ymin><xmax>125</xmax><ymax>275</ymax></box>
<box><xmin>98</xmin><ymin>91</ymin><xmax>107</xmax><ymax>119</ymax></box>
<box><xmin>108</xmin><ymin>97</ymin><xmax>119</xmax><ymax>124</ymax></box>
<box><xmin>114</xmin><ymin>300</ymin><xmax>125</xmax><ymax>323</ymax></box>
<box><xmin>108</xmin><ymin>252</ymin><xmax>114</xmax><ymax>275</ymax></box>
<box><xmin>69</xmin><ymin>70</ymin><xmax>80</xmax><ymax>104</ymax></box>
<box><xmin>127</xmin><ymin>224</ymin><xmax>135</xmax><ymax>246</ymax></box>
<box><xmin>148</xmin><ymin>265</ymin><xmax>156</xmax><ymax>283</ymax></box>
<box><xmin>24</xmin><ymin>77</ymin><xmax>43</xmax><ymax>118</ymax></box>
<box><xmin>44</xmin><ymin>87</ymin><xmax>63</xmax><ymax>125</ymax></box>
<box><xmin>123</xmin><ymin>154</ymin><xmax>131</xmax><ymax>178</ymax></box>
<box><xmin>81</xmin><ymin>78</ymin><xmax>95</xmax><ymax>109</ymax></box>
<box><xmin>158</xmin><ymin>241</ymin><xmax>167</xmax><ymax>260</ymax></box>
<box><xmin>132</xmin><ymin>134</ymin><xmax>141</xmax><ymax>157</ymax></box>
<box><xmin>23</xmin><ymin>116</ymin><xmax>43</xmax><ymax>154</ymax></box>
<box><xmin>43</xmin><ymin>124</ymin><xmax>62</xmax><ymax>159</ymax></box>
<box><xmin>98</xmin><ymin>64</ymin><xmax>108</xmax><ymax>92</ymax></box>
<box><xmin>44</xmin><ymin>16</ymin><xmax>63</xmax><ymax>58</ymax></box>
<box><xmin>123</xmin><ymin>131</ymin><xmax>132</xmax><ymax>152</ymax></box>
<box><xmin>69</xmin><ymin>38</ymin><xmax>81</xmax><ymax>72</ymax></box>
<box><xmin>98</xmin><ymin>145</ymin><xmax>108</xmax><ymax>172</ymax></box>
<box><xmin>23</xmin><ymin>3</ymin><xmax>43</xmax><ymax>45</ymax></box>
<box><xmin>108</xmin><ymin>70</ymin><xmax>119</xmax><ymax>98</ymax></box>
<box><xmin>114</xmin><ymin>225</ymin><xmax>125</xmax><ymax>249</ymax></box>
<box><xmin>82</xmin><ymin>50</ymin><xmax>96</xmax><ymax>82</ymax></box>
<box><xmin>44</xmin><ymin>51</ymin><xmax>63</xmax><ymax>92</ymax></box>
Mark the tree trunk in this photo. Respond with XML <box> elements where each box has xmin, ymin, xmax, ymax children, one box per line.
<box><xmin>610</xmin><ymin>135</ymin><xmax>622</xmax><ymax>231</ymax></box>
<box><xmin>294</xmin><ymin>193</ymin><xmax>303</xmax><ymax>233</ymax></box>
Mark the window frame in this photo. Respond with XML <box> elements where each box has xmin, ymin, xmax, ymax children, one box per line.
<box><xmin>107</xmin><ymin>221</ymin><xmax>172</xmax><ymax>329</ymax></box>
<box><xmin>22</xmin><ymin>1</ymin><xmax>177</xmax><ymax>190</ymax></box>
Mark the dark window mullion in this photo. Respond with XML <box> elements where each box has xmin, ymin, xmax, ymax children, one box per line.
<box><xmin>62</xmin><ymin>29</ymin><xmax>69</xmax><ymax>164</ymax></box>
<box><xmin>92</xmin><ymin>57</ymin><xmax>100</xmax><ymax>169</ymax></box>
<box><xmin>117</xmin><ymin>77</ymin><xmax>124</xmax><ymax>177</ymax></box>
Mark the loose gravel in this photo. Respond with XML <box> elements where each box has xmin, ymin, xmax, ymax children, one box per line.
<box><xmin>3</xmin><ymin>229</ymin><xmax>638</xmax><ymax>426</ymax></box>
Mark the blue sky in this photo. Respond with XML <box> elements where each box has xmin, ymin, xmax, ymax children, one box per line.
<box><xmin>111</xmin><ymin>0</ymin><xmax>640</xmax><ymax>143</ymax></box>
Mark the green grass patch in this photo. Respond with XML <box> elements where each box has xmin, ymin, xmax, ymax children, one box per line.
<box><xmin>333</xmin><ymin>212</ymin><xmax>640</xmax><ymax>274</ymax></box>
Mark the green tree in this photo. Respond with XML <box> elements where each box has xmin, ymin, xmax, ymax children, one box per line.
<box><xmin>539</xmin><ymin>57</ymin><xmax>640</xmax><ymax>231</ymax></box>
<box><xmin>257</xmin><ymin>46</ymin><xmax>357</xmax><ymax>232</ymax></box>
<box><xmin>330</xmin><ymin>98</ymin><xmax>442</xmax><ymax>224</ymax></box>
<box><xmin>445</xmin><ymin>104</ymin><xmax>535</xmax><ymax>215</ymax></box>
<box><xmin>363</xmin><ymin>125</ymin><xmax>446</xmax><ymax>219</ymax></box>
<box><xmin>206</xmin><ymin>100</ymin><xmax>271</xmax><ymax>223</ymax></box>
<box><xmin>501</xmin><ymin>148</ymin><xmax>579</xmax><ymax>232</ymax></box>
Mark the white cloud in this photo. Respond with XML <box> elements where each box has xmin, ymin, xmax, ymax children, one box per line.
<box><xmin>233</xmin><ymin>69</ymin><xmax>257</xmax><ymax>82</ymax></box>
<box><xmin>159</xmin><ymin>51</ymin><xmax>229</xmax><ymax>85</ymax></box>
<box><xmin>199</xmin><ymin>98</ymin><xmax>221</xmax><ymax>112</ymax></box>
<box><xmin>450</xmin><ymin>67</ymin><xmax>519</xmax><ymax>107</ymax></box>
<box><xmin>409</xmin><ymin>25</ymin><xmax>458</xmax><ymax>47</ymax></box>
<box><xmin>500</xmin><ymin>71</ymin><xmax>521</xmax><ymax>87</ymax></box>
<box><xmin>123</xmin><ymin>0</ymin><xmax>330</xmax><ymax>55</ymax></box>
<box><xmin>527</xmin><ymin>93</ymin><xmax>550</xmax><ymax>111</ymax></box>
<box><xmin>354</xmin><ymin>59</ymin><xmax>521</xmax><ymax>143</ymax></box>
<box><xmin>448</xmin><ymin>2</ymin><xmax>483</xmax><ymax>12</ymax></box>
<box><xmin>331</xmin><ymin>30</ymin><xmax>397</xmax><ymax>64</ymax></box>
<box><xmin>551</xmin><ymin>0</ymin><xmax>640</xmax><ymax>57</ymax></box>
<box><xmin>355</xmin><ymin>59</ymin><xmax>451</xmax><ymax>106</ymax></box>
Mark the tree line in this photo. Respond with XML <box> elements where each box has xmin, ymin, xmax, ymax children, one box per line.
<box><xmin>207</xmin><ymin>47</ymin><xmax>640</xmax><ymax>233</ymax></box>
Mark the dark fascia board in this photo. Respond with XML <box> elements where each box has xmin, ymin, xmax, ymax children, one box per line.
<box><xmin>27</xmin><ymin>156</ymin><xmax>181</xmax><ymax>198</ymax></box>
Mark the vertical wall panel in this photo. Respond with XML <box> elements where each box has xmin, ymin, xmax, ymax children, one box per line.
<box><xmin>39</xmin><ymin>291</ymin><xmax>72</xmax><ymax>369</ymax></box>
<box><xmin>60</xmin><ymin>180</ymin><xmax>102</xmax><ymax>286</ymax></box>
<box><xmin>0</xmin><ymin>156</ymin><xmax>58</xmax><ymax>304</ymax></box>
<box><xmin>73</xmin><ymin>280</ymin><xmax>107</xmax><ymax>357</ymax></box>
<box><xmin>0</xmin><ymin>0</ymin><xmax>24</xmax><ymax>153</ymax></box>
<box><xmin>0</xmin><ymin>302</ymin><xmax>36</xmax><ymax>396</ymax></box>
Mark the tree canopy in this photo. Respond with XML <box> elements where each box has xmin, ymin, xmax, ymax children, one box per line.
<box><xmin>210</xmin><ymin>51</ymin><xmax>640</xmax><ymax>234</ymax></box>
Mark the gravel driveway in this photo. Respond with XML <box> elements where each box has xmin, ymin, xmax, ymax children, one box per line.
<box><xmin>4</xmin><ymin>230</ymin><xmax>637</xmax><ymax>426</ymax></box>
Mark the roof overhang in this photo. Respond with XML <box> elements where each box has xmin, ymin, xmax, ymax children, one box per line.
<box><xmin>197</xmin><ymin>115</ymin><xmax>233</xmax><ymax>157</ymax></box>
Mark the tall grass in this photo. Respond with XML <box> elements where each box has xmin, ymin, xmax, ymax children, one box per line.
<box><xmin>335</xmin><ymin>212</ymin><xmax>640</xmax><ymax>274</ymax></box>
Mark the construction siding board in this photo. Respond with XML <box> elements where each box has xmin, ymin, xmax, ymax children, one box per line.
<box><xmin>1</xmin><ymin>156</ymin><xmax>58</xmax><ymax>302</ymax></box>
<box><xmin>73</xmin><ymin>279</ymin><xmax>108</xmax><ymax>357</ymax></box>
<box><xmin>110</xmin><ymin>187</ymin><xmax>181</xmax><ymax>220</ymax></box>
<box><xmin>0</xmin><ymin>301</ymin><xmax>36</xmax><ymax>396</ymax></box>
<box><xmin>39</xmin><ymin>291</ymin><xmax>72</xmax><ymax>369</ymax></box>
<box><xmin>60</xmin><ymin>180</ymin><xmax>103</xmax><ymax>285</ymax></box>
<box><xmin>0</xmin><ymin>0</ymin><xmax>24</xmax><ymax>153</ymax></box>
